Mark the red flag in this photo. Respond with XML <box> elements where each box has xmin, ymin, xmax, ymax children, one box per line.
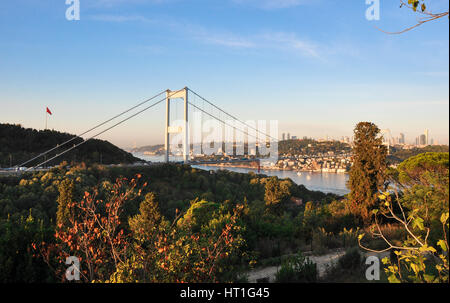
<box><xmin>46</xmin><ymin>107</ymin><xmax>52</xmax><ymax>115</ymax></box>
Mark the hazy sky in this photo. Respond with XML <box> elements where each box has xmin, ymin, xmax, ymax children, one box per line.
<box><xmin>0</xmin><ymin>0</ymin><xmax>448</xmax><ymax>148</ymax></box>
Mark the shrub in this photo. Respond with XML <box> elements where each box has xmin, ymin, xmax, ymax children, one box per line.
<box><xmin>338</xmin><ymin>247</ymin><xmax>362</xmax><ymax>271</ymax></box>
<box><xmin>338</xmin><ymin>228</ymin><xmax>360</xmax><ymax>248</ymax></box>
<box><xmin>312</xmin><ymin>228</ymin><xmax>340</xmax><ymax>255</ymax></box>
<box><xmin>275</xmin><ymin>252</ymin><xmax>317</xmax><ymax>283</ymax></box>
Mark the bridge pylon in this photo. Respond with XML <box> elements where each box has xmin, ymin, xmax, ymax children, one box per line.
<box><xmin>165</xmin><ymin>87</ymin><xmax>189</xmax><ymax>163</ymax></box>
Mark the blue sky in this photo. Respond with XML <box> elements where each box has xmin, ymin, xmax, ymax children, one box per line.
<box><xmin>0</xmin><ymin>0</ymin><xmax>448</xmax><ymax>147</ymax></box>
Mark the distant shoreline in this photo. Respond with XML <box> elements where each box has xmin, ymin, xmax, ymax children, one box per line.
<box><xmin>133</xmin><ymin>152</ymin><xmax>350</xmax><ymax>174</ymax></box>
<box><xmin>198</xmin><ymin>162</ymin><xmax>349</xmax><ymax>174</ymax></box>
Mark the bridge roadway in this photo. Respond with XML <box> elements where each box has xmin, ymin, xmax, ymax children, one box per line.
<box><xmin>0</xmin><ymin>158</ymin><xmax>265</xmax><ymax>176</ymax></box>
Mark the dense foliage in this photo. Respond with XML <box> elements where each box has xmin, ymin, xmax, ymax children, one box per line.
<box><xmin>388</xmin><ymin>145</ymin><xmax>449</xmax><ymax>164</ymax></box>
<box><xmin>0</xmin><ymin>163</ymin><xmax>339</xmax><ymax>282</ymax></box>
<box><xmin>278</xmin><ymin>139</ymin><xmax>351</xmax><ymax>156</ymax></box>
<box><xmin>0</xmin><ymin>121</ymin><xmax>447</xmax><ymax>283</ymax></box>
<box><xmin>275</xmin><ymin>252</ymin><xmax>317</xmax><ymax>283</ymax></box>
<box><xmin>359</xmin><ymin>152</ymin><xmax>449</xmax><ymax>283</ymax></box>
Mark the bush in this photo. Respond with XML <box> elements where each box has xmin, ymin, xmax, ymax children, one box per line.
<box><xmin>321</xmin><ymin>247</ymin><xmax>366</xmax><ymax>282</ymax></box>
<box><xmin>312</xmin><ymin>228</ymin><xmax>341</xmax><ymax>255</ymax></box>
<box><xmin>275</xmin><ymin>252</ymin><xmax>317</xmax><ymax>283</ymax></box>
<box><xmin>338</xmin><ymin>247</ymin><xmax>362</xmax><ymax>271</ymax></box>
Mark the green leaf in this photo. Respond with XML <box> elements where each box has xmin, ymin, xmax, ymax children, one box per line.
<box><xmin>423</xmin><ymin>274</ymin><xmax>435</xmax><ymax>283</ymax></box>
<box><xmin>410</xmin><ymin>263</ymin><xmax>420</xmax><ymax>274</ymax></box>
<box><xmin>437</xmin><ymin>240</ymin><xmax>447</xmax><ymax>252</ymax></box>
<box><xmin>420</xmin><ymin>245</ymin><xmax>437</xmax><ymax>253</ymax></box>
<box><xmin>413</xmin><ymin>217</ymin><xmax>424</xmax><ymax>231</ymax></box>
<box><xmin>388</xmin><ymin>275</ymin><xmax>401</xmax><ymax>283</ymax></box>
<box><xmin>440</xmin><ymin>213</ymin><xmax>449</xmax><ymax>224</ymax></box>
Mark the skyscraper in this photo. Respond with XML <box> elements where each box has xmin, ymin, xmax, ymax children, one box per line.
<box><xmin>420</xmin><ymin>134</ymin><xmax>426</xmax><ymax>146</ymax></box>
<box><xmin>400</xmin><ymin>133</ymin><xmax>405</xmax><ymax>144</ymax></box>
<box><xmin>425</xmin><ymin>129</ymin><xmax>429</xmax><ymax>145</ymax></box>
<box><xmin>282</xmin><ymin>133</ymin><xmax>286</xmax><ymax>141</ymax></box>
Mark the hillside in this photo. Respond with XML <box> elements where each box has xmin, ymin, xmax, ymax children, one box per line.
<box><xmin>130</xmin><ymin>144</ymin><xmax>165</xmax><ymax>154</ymax></box>
<box><xmin>0</xmin><ymin>123</ymin><xmax>141</xmax><ymax>168</ymax></box>
<box><xmin>387</xmin><ymin>145</ymin><xmax>449</xmax><ymax>164</ymax></box>
<box><xmin>279</xmin><ymin>139</ymin><xmax>352</xmax><ymax>155</ymax></box>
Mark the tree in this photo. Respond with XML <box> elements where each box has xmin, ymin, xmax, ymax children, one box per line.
<box><xmin>395</xmin><ymin>152</ymin><xmax>449</xmax><ymax>235</ymax></box>
<box><xmin>36</xmin><ymin>174</ymin><xmax>245</xmax><ymax>283</ymax></box>
<box><xmin>56</xmin><ymin>179</ymin><xmax>75</xmax><ymax>227</ymax></box>
<box><xmin>177</xmin><ymin>199</ymin><xmax>220</xmax><ymax>233</ymax></box>
<box><xmin>359</xmin><ymin>193</ymin><xmax>449</xmax><ymax>283</ymax></box>
<box><xmin>111</xmin><ymin>201</ymin><xmax>245</xmax><ymax>283</ymax></box>
<box><xmin>347</xmin><ymin>122</ymin><xmax>387</xmax><ymax>224</ymax></box>
<box><xmin>37</xmin><ymin>176</ymin><xmax>141</xmax><ymax>282</ymax></box>
<box><xmin>264</xmin><ymin>177</ymin><xmax>292</xmax><ymax>213</ymax></box>
<box><xmin>128</xmin><ymin>192</ymin><xmax>162</xmax><ymax>244</ymax></box>
<box><xmin>359</xmin><ymin>152</ymin><xmax>449</xmax><ymax>283</ymax></box>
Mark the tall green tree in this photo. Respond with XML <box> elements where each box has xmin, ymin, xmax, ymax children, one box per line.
<box><xmin>389</xmin><ymin>152</ymin><xmax>449</xmax><ymax>243</ymax></box>
<box><xmin>129</xmin><ymin>192</ymin><xmax>163</xmax><ymax>244</ymax></box>
<box><xmin>56</xmin><ymin>179</ymin><xmax>75</xmax><ymax>227</ymax></box>
<box><xmin>264</xmin><ymin>177</ymin><xmax>292</xmax><ymax>214</ymax></box>
<box><xmin>348</xmin><ymin>122</ymin><xmax>387</xmax><ymax>224</ymax></box>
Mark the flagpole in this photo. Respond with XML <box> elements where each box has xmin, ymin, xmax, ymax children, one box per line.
<box><xmin>45</xmin><ymin>108</ymin><xmax>48</xmax><ymax>130</ymax></box>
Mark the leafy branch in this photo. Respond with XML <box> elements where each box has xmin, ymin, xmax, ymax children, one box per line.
<box><xmin>376</xmin><ymin>0</ymin><xmax>448</xmax><ymax>35</ymax></box>
<box><xmin>358</xmin><ymin>190</ymin><xmax>449</xmax><ymax>283</ymax></box>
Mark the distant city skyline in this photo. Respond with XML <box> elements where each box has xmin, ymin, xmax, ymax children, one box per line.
<box><xmin>280</xmin><ymin>129</ymin><xmax>444</xmax><ymax>147</ymax></box>
<box><xmin>0</xmin><ymin>1</ymin><xmax>448</xmax><ymax>148</ymax></box>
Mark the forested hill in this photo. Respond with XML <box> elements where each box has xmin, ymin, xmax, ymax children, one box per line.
<box><xmin>279</xmin><ymin>139</ymin><xmax>352</xmax><ymax>155</ymax></box>
<box><xmin>0</xmin><ymin>123</ymin><xmax>141</xmax><ymax>168</ymax></box>
<box><xmin>387</xmin><ymin>145</ymin><xmax>449</xmax><ymax>164</ymax></box>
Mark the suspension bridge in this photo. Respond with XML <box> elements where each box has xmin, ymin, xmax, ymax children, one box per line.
<box><xmin>4</xmin><ymin>87</ymin><xmax>279</xmax><ymax>174</ymax></box>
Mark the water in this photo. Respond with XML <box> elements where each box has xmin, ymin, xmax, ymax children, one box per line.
<box><xmin>134</xmin><ymin>153</ymin><xmax>349</xmax><ymax>196</ymax></box>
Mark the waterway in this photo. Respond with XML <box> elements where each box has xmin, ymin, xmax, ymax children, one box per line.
<box><xmin>134</xmin><ymin>153</ymin><xmax>349</xmax><ymax>196</ymax></box>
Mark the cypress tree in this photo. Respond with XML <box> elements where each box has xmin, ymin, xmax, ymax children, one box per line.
<box><xmin>348</xmin><ymin>122</ymin><xmax>387</xmax><ymax>224</ymax></box>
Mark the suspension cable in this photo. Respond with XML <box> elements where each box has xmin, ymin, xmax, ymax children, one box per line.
<box><xmin>15</xmin><ymin>89</ymin><xmax>167</xmax><ymax>168</ymax></box>
<box><xmin>187</xmin><ymin>88</ymin><xmax>278</xmax><ymax>142</ymax></box>
<box><xmin>27</xmin><ymin>90</ymin><xmax>182</xmax><ymax>170</ymax></box>
<box><xmin>188</xmin><ymin>102</ymin><xmax>262</xmax><ymax>142</ymax></box>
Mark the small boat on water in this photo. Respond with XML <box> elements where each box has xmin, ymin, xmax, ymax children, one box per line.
<box><xmin>297</xmin><ymin>172</ymin><xmax>302</xmax><ymax>176</ymax></box>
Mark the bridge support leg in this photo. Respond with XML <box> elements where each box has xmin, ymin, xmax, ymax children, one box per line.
<box><xmin>165</xmin><ymin>90</ymin><xmax>170</xmax><ymax>163</ymax></box>
<box><xmin>183</xmin><ymin>88</ymin><xmax>189</xmax><ymax>163</ymax></box>
<box><xmin>165</xmin><ymin>88</ymin><xmax>189</xmax><ymax>164</ymax></box>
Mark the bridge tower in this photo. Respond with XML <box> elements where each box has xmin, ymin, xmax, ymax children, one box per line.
<box><xmin>165</xmin><ymin>87</ymin><xmax>189</xmax><ymax>163</ymax></box>
<box><xmin>381</xmin><ymin>129</ymin><xmax>393</xmax><ymax>155</ymax></box>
